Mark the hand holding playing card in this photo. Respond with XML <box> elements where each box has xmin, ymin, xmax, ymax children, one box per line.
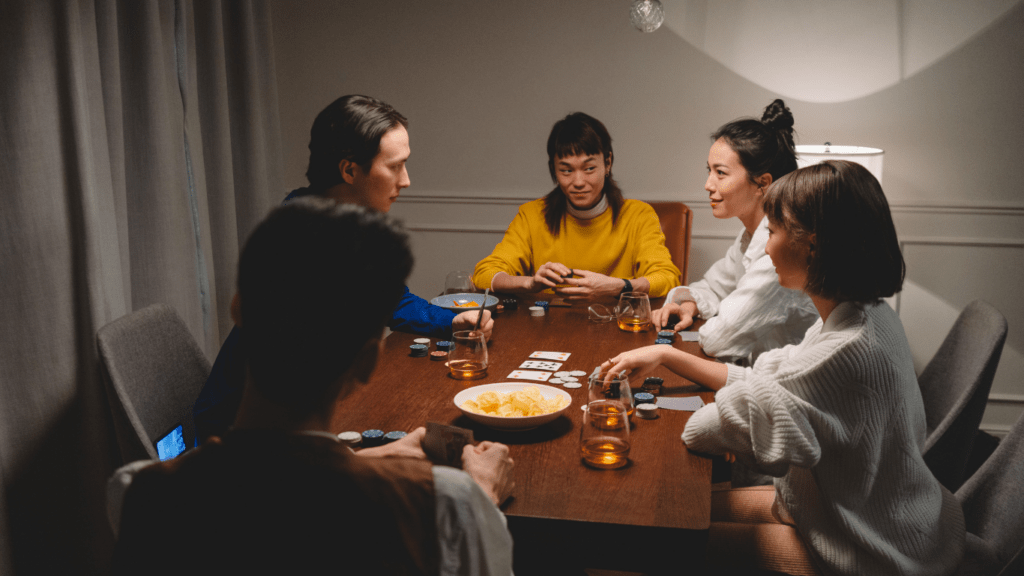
<box><xmin>462</xmin><ymin>441</ymin><xmax>515</xmax><ymax>506</ymax></box>
<box><xmin>422</xmin><ymin>422</ymin><xmax>474</xmax><ymax>468</ymax></box>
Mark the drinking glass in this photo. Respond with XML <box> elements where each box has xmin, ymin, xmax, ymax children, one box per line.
<box><xmin>580</xmin><ymin>400</ymin><xmax>631</xmax><ymax>469</ymax></box>
<box><xmin>449</xmin><ymin>330</ymin><xmax>488</xmax><ymax>380</ymax></box>
<box><xmin>444</xmin><ymin>270</ymin><xmax>476</xmax><ymax>295</ymax></box>
<box><xmin>588</xmin><ymin>369</ymin><xmax>634</xmax><ymax>418</ymax></box>
<box><xmin>616</xmin><ymin>291</ymin><xmax>653</xmax><ymax>332</ymax></box>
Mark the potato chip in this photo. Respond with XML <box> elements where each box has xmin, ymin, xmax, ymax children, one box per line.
<box><xmin>460</xmin><ymin>386</ymin><xmax>568</xmax><ymax>417</ymax></box>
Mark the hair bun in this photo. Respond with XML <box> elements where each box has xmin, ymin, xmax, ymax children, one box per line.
<box><xmin>761</xmin><ymin>99</ymin><xmax>794</xmax><ymax>131</ymax></box>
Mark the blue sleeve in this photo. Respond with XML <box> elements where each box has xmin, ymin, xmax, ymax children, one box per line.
<box><xmin>389</xmin><ymin>285</ymin><xmax>457</xmax><ymax>339</ymax></box>
<box><xmin>192</xmin><ymin>326</ymin><xmax>245</xmax><ymax>442</ymax></box>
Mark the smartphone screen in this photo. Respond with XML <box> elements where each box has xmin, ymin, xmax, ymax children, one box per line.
<box><xmin>155</xmin><ymin>424</ymin><xmax>186</xmax><ymax>461</ymax></box>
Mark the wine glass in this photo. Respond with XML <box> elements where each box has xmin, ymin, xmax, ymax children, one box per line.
<box><xmin>444</xmin><ymin>270</ymin><xmax>476</xmax><ymax>295</ymax></box>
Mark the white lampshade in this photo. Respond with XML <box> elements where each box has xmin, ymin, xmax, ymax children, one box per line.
<box><xmin>796</xmin><ymin>144</ymin><xmax>884</xmax><ymax>185</ymax></box>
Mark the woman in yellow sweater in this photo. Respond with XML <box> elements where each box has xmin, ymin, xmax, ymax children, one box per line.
<box><xmin>472</xmin><ymin>113</ymin><xmax>680</xmax><ymax>299</ymax></box>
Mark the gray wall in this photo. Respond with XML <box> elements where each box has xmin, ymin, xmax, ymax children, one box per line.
<box><xmin>269</xmin><ymin>0</ymin><xmax>1024</xmax><ymax>435</ymax></box>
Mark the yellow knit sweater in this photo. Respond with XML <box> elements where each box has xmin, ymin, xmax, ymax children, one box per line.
<box><xmin>472</xmin><ymin>198</ymin><xmax>681</xmax><ymax>297</ymax></box>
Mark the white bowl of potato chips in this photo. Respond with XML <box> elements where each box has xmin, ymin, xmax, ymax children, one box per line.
<box><xmin>454</xmin><ymin>383</ymin><xmax>572</xmax><ymax>430</ymax></box>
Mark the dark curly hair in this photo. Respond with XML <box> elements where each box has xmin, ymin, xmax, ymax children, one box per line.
<box><xmin>712</xmin><ymin>99</ymin><xmax>798</xmax><ymax>185</ymax></box>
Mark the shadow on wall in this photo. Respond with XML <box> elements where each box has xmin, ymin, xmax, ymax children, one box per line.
<box><xmin>664</xmin><ymin>0</ymin><xmax>1024</xmax><ymax>102</ymax></box>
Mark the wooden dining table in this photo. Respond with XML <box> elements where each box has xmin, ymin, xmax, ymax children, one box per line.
<box><xmin>330</xmin><ymin>295</ymin><xmax>717</xmax><ymax>574</ymax></box>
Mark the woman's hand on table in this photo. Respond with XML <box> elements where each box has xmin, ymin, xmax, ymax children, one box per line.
<box><xmin>462</xmin><ymin>441</ymin><xmax>515</xmax><ymax>506</ymax></box>
<box><xmin>652</xmin><ymin>301</ymin><xmax>698</xmax><ymax>331</ymax></box>
<box><xmin>357</xmin><ymin>426</ymin><xmax>427</xmax><ymax>459</ymax></box>
<box><xmin>602</xmin><ymin>345</ymin><xmax>670</xmax><ymax>384</ymax></box>
<box><xmin>557</xmin><ymin>270</ymin><xmax>648</xmax><ymax>301</ymax></box>
<box><xmin>452</xmin><ymin>309</ymin><xmax>493</xmax><ymax>340</ymax></box>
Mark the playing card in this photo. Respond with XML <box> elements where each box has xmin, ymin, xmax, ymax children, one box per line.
<box><xmin>529</xmin><ymin>351</ymin><xmax>571</xmax><ymax>361</ymax></box>
<box><xmin>507</xmin><ymin>370</ymin><xmax>553</xmax><ymax>381</ymax></box>
<box><xmin>519</xmin><ymin>360</ymin><xmax>562</xmax><ymax>371</ymax></box>
<box><xmin>677</xmin><ymin>331</ymin><xmax>700</xmax><ymax>342</ymax></box>
<box><xmin>657</xmin><ymin>396</ymin><xmax>706</xmax><ymax>411</ymax></box>
<box><xmin>423</xmin><ymin>422</ymin><xmax>474</xmax><ymax>468</ymax></box>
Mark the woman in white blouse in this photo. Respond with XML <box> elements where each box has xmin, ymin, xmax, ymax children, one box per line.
<box><xmin>653</xmin><ymin>99</ymin><xmax>818</xmax><ymax>365</ymax></box>
<box><xmin>605</xmin><ymin>161</ymin><xmax>965</xmax><ymax>576</ymax></box>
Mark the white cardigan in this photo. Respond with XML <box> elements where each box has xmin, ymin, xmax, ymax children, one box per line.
<box><xmin>683</xmin><ymin>301</ymin><xmax>966</xmax><ymax>576</ymax></box>
<box><xmin>666</xmin><ymin>216</ymin><xmax>818</xmax><ymax>364</ymax></box>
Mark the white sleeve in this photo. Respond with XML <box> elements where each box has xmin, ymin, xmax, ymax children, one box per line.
<box><xmin>668</xmin><ymin>238</ymin><xmax>744</xmax><ymax>319</ymax></box>
<box><xmin>682</xmin><ymin>362</ymin><xmax>821</xmax><ymax>477</ymax></box>
<box><xmin>696</xmin><ymin>253</ymin><xmax>802</xmax><ymax>361</ymax></box>
<box><xmin>433</xmin><ymin>466</ymin><xmax>514</xmax><ymax>576</ymax></box>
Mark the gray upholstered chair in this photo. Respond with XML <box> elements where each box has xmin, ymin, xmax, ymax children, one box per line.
<box><xmin>97</xmin><ymin>303</ymin><xmax>211</xmax><ymax>463</ymax></box>
<box><xmin>919</xmin><ymin>300</ymin><xmax>1007</xmax><ymax>492</ymax></box>
<box><xmin>956</xmin><ymin>411</ymin><xmax>1024</xmax><ymax>576</ymax></box>
<box><xmin>647</xmin><ymin>201</ymin><xmax>693</xmax><ymax>285</ymax></box>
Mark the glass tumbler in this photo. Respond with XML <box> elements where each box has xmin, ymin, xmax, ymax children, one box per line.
<box><xmin>587</xmin><ymin>370</ymin><xmax>634</xmax><ymax>419</ymax></box>
<box><xmin>444</xmin><ymin>270</ymin><xmax>476</xmax><ymax>295</ymax></box>
<box><xmin>580</xmin><ymin>400</ymin><xmax>632</xmax><ymax>469</ymax></box>
<box><xmin>616</xmin><ymin>292</ymin><xmax>653</xmax><ymax>332</ymax></box>
<box><xmin>449</xmin><ymin>330</ymin><xmax>488</xmax><ymax>380</ymax></box>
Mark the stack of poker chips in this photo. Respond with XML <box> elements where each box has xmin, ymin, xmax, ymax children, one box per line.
<box><xmin>529</xmin><ymin>306</ymin><xmax>545</xmax><ymax>316</ymax></box>
<box><xmin>501</xmin><ymin>298</ymin><xmax>518</xmax><ymax>310</ymax></box>
<box><xmin>655</xmin><ymin>330</ymin><xmax>675</xmax><ymax>345</ymax></box>
<box><xmin>633</xmin><ymin>392</ymin><xmax>658</xmax><ymax>418</ymax></box>
<box><xmin>383</xmin><ymin>431</ymin><xmax>407</xmax><ymax>444</ymax></box>
<box><xmin>634</xmin><ymin>392</ymin><xmax>656</xmax><ymax>406</ymax></box>
<box><xmin>641</xmin><ymin>376</ymin><xmax>663</xmax><ymax>396</ymax></box>
<box><xmin>337</xmin><ymin>431</ymin><xmax>362</xmax><ymax>447</ymax></box>
<box><xmin>409</xmin><ymin>343</ymin><xmax>429</xmax><ymax>357</ymax></box>
<box><xmin>361</xmin><ymin>429</ymin><xmax>385</xmax><ymax>447</ymax></box>
<box><xmin>534</xmin><ymin>300</ymin><xmax>549</xmax><ymax>311</ymax></box>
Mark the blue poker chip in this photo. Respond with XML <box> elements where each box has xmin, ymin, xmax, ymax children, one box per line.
<box><xmin>362</xmin><ymin>429</ymin><xmax>385</xmax><ymax>447</ymax></box>
<box><xmin>634</xmin><ymin>392</ymin><xmax>656</xmax><ymax>405</ymax></box>
<box><xmin>657</xmin><ymin>330</ymin><xmax>675</xmax><ymax>339</ymax></box>
<box><xmin>409</xmin><ymin>343</ymin><xmax>429</xmax><ymax>356</ymax></box>
<box><xmin>655</xmin><ymin>338</ymin><xmax>673</xmax><ymax>345</ymax></box>
<box><xmin>383</xmin><ymin>431</ymin><xmax>407</xmax><ymax>444</ymax></box>
<box><xmin>534</xmin><ymin>300</ymin><xmax>549</xmax><ymax>308</ymax></box>
<box><xmin>436</xmin><ymin>341</ymin><xmax>454</xmax><ymax>351</ymax></box>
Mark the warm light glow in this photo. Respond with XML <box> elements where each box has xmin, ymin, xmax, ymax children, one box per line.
<box><xmin>796</xmin><ymin>145</ymin><xmax>884</xmax><ymax>185</ymax></box>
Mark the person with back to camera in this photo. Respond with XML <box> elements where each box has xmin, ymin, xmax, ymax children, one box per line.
<box><xmin>472</xmin><ymin>112</ymin><xmax>681</xmax><ymax>300</ymax></box>
<box><xmin>604</xmin><ymin>161</ymin><xmax>966</xmax><ymax>575</ymax></box>
<box><xmin>108</xmin><ymin>199</ymin><xmax>515</xmax><ymax>575</ymax></box>
<box><xmin>193</xmin><ymin>95</ymin><xmax>494</xmax><ymax>442</ymax></box>
<box><xmin>653</xmin><ymin>99</ymin><xmax>818</xmax><ymax>365</ymax></box>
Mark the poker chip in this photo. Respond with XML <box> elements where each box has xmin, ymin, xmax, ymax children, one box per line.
<box><xmin>655</xmin><ymin>338</ymin><xmax>673</xmax><ymax>345</ymax></box>
<box><xmin>569</xmin><ymin>370</ymin><xmax>587</xmax><ymax>377</ymax></box>
<box><xmin>430</xmin><ymin>351</ymin><xmax>448</xmax><ymax>361</ymax></box>
<box><xmin>554</xmin><ymin>371</ymin><xmax>570</xmax><ymax>377</ymax></box>
<box><xmin>435</xmin><ymin>341</ymin><xmax>453</xmax><ymax>351</ymax></box>
<box><xmin>534</xmin><ymin>301</ymin><xmax>549</xmax><ymax>309</ymax></box>
<box><xmin>642</xmin><ymin>376</ymin><xmax>664</xmax><ymax>395</ymax></box>
<box><xmin>548</xmin><ymin>378</ymin><xmax>564</xmax><ymax>384</ymax></box>
<box><xmin>561</xmin><ymin>376</ymin><xmax>578</xmax><ymax>382</ymax></box>
<box><xmin>413</xmin><ymin>338</ymin><xmax>431</xmax><ymax>344</ymax></box>
<box><xmin>502</xmin><ymin>298</ymin><xmax>519</xmax><ymax>310</ymax></box>
<box><xmin>529</xmin><ymin>306</ymin><xmax>545</xmax><ymax>316</ymax></box>
<box><xmin>362</xmin><ymin>429</ymin><xmax>385</xmax><ymax>447</ymax></box>
<box><xmin>657</xmin><ymin>330</ymin><xmax>675</xmax><ymax>339</ymax></box>
<box><xmin>636</xmin><ymin>403</ymin><xmax>659</xmax><ymax>419</ymax></box>
<box><xmin>338</xmin><ymin>431</ymin><xmax>361</xmax><ymax>446</ymax></box>
<box><xmin>409</xmin><ymin>343</ymin><xmax>429</xmax><ymax>357</ymax></box>
<box><xmin>563</xmin><ymin>382</ymin><xmax>582</xmax><ymax>389</ymax></box>
<box><xmin>383</xmin><ymin>431</ymin><xmax>407</xmax><ymax>444</ymax></box>
<box><xmin>634</xmin><ymin>392</ymin><xmax>656</xmax><ymax>405</ymax></box>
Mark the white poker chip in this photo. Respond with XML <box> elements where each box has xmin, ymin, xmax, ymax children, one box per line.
<box><xmin>554</xmin><ymin>371</ymin><xmax>570</xmax><ymax>378</ymax></box>
<box><xmin>548</xmin><ymin>378</ymin><xmax>564</xmax><ymax>384</ymax></box>
<box><xmin>561</xmin><ymin>376</ymin><xmax>578</xmax><ymax>382</ymax></box>
<box><xmin>413</xmin><ymin>338</ymin><xmax>431</xmax><ymax>344</ymax></box>
<box><xmin>569</xmin><ymin>370</ymin><xmax>587</xmax><ymax>377</ymax></box>
<box><xmin>563</xmin><ymin>382</ymin><xmax>582</xmax><ymax>389</ymax></box>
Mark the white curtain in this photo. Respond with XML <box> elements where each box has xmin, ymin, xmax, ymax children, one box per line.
<box><xmin>0</xmin><ymin>0</ymin><xmax>281</xmax><ymax>572</ymax></box>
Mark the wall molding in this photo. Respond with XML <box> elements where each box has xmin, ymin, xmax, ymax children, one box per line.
<box><xmin>901</xmin><ymin>237</ymin><xmax>1024</xmax><ymax>248</ymax></box>
<box><xmin>398</xmin><ymin>193</ymin><xmax>1024</xmax><ymax>215</ymax></box>
<box><xmin>988</xmin><ymin>393</ymin><xmax>1024</xmax><ymax>404</ymax></box>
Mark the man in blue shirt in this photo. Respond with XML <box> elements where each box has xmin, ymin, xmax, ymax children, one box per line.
<box><xmin>194</xmin><ymin>95</ymin><xmax>493</xmax><ymax>441</ymax></box>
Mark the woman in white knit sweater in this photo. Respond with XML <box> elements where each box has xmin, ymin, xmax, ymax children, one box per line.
<box><xmin>605</xmin><ymin>161</ymin><xmax>965</xmax><ymax>576</ymax></box>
